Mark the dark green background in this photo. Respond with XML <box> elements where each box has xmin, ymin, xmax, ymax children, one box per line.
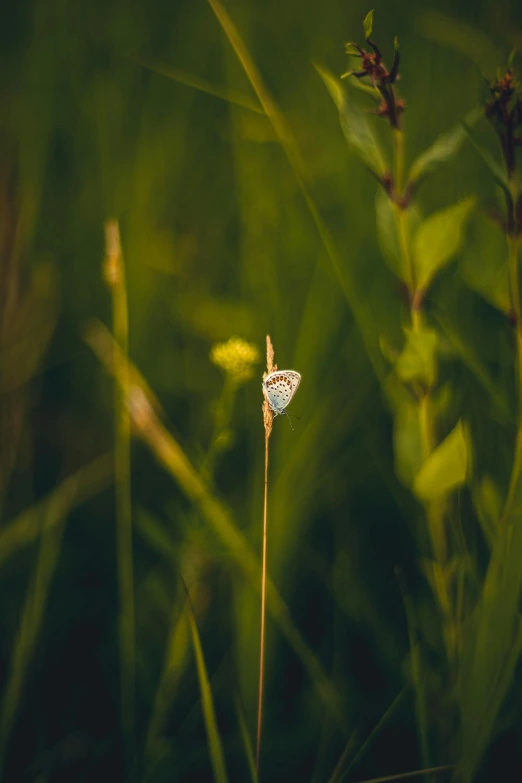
<box><xmin>1</xmin><ymin>0</ymin><xmax>522</xmax><ymax>781</ymax></box>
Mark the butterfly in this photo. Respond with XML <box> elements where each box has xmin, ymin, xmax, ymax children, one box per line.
<box><xmin>263</xmin><ymin>370</ymin><xmax>301</xmax><ymax>429</ymax></box>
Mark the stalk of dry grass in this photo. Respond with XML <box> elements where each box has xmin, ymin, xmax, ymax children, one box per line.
<box><xmin>256</xmin><ymin>335</ymin><xmax>275</xmax><ymax>774</ymax></box>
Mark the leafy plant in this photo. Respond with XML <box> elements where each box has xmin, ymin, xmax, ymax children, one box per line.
<box><xmin>321</xmin><ymin>10</ymin><xmax>522</xmax><ymax>782</ymax></box>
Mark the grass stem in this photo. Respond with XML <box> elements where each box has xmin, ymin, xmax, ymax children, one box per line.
<box><xmin>393</xmin><ymin>129</ymin><xmax>450</xmax><ymax>580</ymax></box>
<box><xmin>256</xmin><ymin>428</ymin><xmax>269</xmax><ymax>774</ymax></box>
<box><xmin>391</xmin><ymin>129</ymin><xmax>452</xmax><ymax>771</ymax></box>
<box><xmin>257</xmin><ymin>336</ymin><xmax>275</xmax><ymax>776</ymax></box>
<box><xmin>207</xmin><ymin>0</ymin><xmax>386</xmax><ymax>385</ymax></box>
<box><xmin>501</xmin><ymin>193</ymin><xmax>522</xmax><ymax>524</ymax></box>
<box><xmin>104</xmin><ymin>219</ymin><xmax>135</xmax><ymax>773</ymax></box>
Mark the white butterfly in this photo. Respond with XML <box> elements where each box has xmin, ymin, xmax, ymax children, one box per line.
<box><xmin>263</xmin><ymin>370</ymin><xmax>301</xmax><ymax>429</ymax></box>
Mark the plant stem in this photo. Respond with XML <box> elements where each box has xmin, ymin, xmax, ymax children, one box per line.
<box><xmin>201</xmin><ymin>375</ymin><xmax>236</xmax><ymax>484</ymax></box>
<box><xmin>392</xmin><ymin>131</ymin><xmax>454</xmax><ymax>769</ymax></box>
<box><xmin>393</xmin><ymin>130</ymin><xmax>450</xmax><ymax>574</ymax></box>
<box><xmin>105</xmin><ymin>220</ymin><xmax>135</xmax><ymax>773</ymax></box>
<box><xmin>393</xmin><ymin>129</ymin><xmax>405</xmax><ymax>199</ymax></box>
<box><xmin>393</xmin><ymin>130</ymin><xmax>415</xmax><ymax>293</ymax></box>
<box><xmin>256</xmin><ymin>430</ymin><xmax>269</xmax><ymax>775</ymax></box>
<box><xmin>501</xmin><ymin>183</ymin><xmax>522</xmax><ymax>524</ymax></box>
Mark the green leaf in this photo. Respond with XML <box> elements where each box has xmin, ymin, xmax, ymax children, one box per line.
<box><xmin>344</xmin><ymin>75</ymin><xmax>381</xmax><ymax>99</ymax></box>
<box><xmin>431</xmin><ymin>382</ymin><xmax>452</xmax><ymax>418</ymax></box>
<box><xmin>460</xmin><ymin>212</ymin><xmax>510</xmax><ymax>314</ymax></box>
<box><xmin>395</xmin><ymin>327</ymin><xmax>438</xmax><ymax>388</ymax></box>
<box><xmin>379</xmin><ymin>335</ymin><xmax>399</xmax><ymax>365</ymax></box>
<box><xmin>473</xmin><ymin>475</ymin><xmax>501</xmax><ymax>547</ymax></box>
<box><xmin>413</xmin><ymin>420</ymin><xmax>469</xmax><ymax>501</ymax></box>
<box><xmin>393</xmin><ymin>398</ymin><xmax>423</xmax><ymax>486</ymax></box>
<box><xmin>316</xmin><ymin>65</ymin><xmax>387</xmax><ymax>177</ymax></box>
<box><xmin>408</xmin><ymin>107</ymin><xmax>482</xmax><ymax>187</ymax></box>
<box><xmin>363</xmin><ymin>9</ymin><xmax>374</xmax><ymax>40</ymax></box>
<box><xmin>413</xmin><ymin>198</ymin><xmax>475</xmax><ymax>291</ymax></box>
<box><xmin>375</xmin><ymin>189</ymin><xmax>422</xmax><ymax>281</ymax></box>
<box><xmin>461</xmin><ymin>121</ymin><xmax>510</xmax><ymax>195</ymax></box>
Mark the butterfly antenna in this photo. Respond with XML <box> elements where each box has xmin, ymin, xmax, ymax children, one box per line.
<box><xmin>284</xmin><ymin>410</ymin><xmax>295</xmax><ymax>431</ymax></box>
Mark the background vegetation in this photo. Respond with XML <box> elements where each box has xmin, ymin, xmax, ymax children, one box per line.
<box><xmin>2</xmin><ymin>0</ymin><xmax>522</xmax><ymax>781</ymax></box>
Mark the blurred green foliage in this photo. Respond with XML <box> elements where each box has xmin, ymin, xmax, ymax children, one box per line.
<box><xmin>2</xmin><ymin>0</ymin><xmax>522</xmax><ymax>781</ymax></box>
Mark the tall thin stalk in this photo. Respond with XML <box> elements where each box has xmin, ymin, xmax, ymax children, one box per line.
<box><xmin>501</xmin><ymin>182</ymin><xmax>521</xmax><ymax>523</ymax></box>
<box><xmin>103</xmin><ymin>220</ymin><xmax>135</xmax><ymax>772</ymax></box>
<box><xmin>256</xmin><ymin>335</ymin><xmax>275</xmax><ymax>775</ymax></box>
<box><xmin>483</xmin><ymin>71</ymin><xmax>522</xmax><ymax>524</ymax></box>
<box><xmin>201</xmin><ymin>374</ymin><xmax>236</xmax><ymax>485</ymax></box>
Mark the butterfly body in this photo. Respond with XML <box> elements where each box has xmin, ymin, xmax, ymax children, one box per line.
<box><xmin>263</xmin><ymin>370</ymin><xmax>301</xmax><ymax>417</ymax></box>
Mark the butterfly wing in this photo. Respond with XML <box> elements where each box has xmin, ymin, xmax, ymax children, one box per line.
<box><xmin>263</xmin><ymin>370</ymin><xmax>301</xmax><ymax>413</ymax></box>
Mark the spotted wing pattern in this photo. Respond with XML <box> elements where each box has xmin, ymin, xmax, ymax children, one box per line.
<box><xmin>263</xmin><ymin>370</ymin><xmax>301</xmax><ymax>414</ymax></box>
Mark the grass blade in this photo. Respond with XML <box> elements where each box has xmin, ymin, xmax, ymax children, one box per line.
<box><xmin>103</xmin><ymin>220</ymin><xmax>135</xmax><ymax>769</ymax></box>
<box><xmin>235</xmin><ymin>695</ymin><xmax>258</xmax><ymax>783</ymax></box>
<box><xmin>0</xmin><ymin>454</ymin><xmax>113</xmax><ymax>568</ymax></box>
<box><xmin>185</xmin><ymin>588</ymin><xmax>229</xmax><ymax>783</ymax></box>
<box><xmin>207</xmin><ymin>0</ymin><xmax>385</xmax><ymax>384</ymax></box>
<box><xmin>0</xmin><ymin>474</ymin><xmax>79</xmax><ymax>774</ymax></box>
<box><xmin>331</xmin><ymin>687</ymin><xmax>409</xmax><ymax>783</ymax></box>
<box><xmin>137</xmin><ymin>58</ymin><xmax>264</xmax><ymax>114</ymax></box>
<box><xmin>348</xmin><ymin>765</ymin><xmax>453</xmax><ymax>783</ymax></box>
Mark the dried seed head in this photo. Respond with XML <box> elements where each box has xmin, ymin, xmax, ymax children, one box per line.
<box><xmin>262</xmin><ymin>335</ymin><xmax>276</xmax><ymax>439</ymax></box>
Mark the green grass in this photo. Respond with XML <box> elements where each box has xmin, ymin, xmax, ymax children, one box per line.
<box><xmin>2</xmin><ymin>1</ymin><xmax>522</xmax><ymax>781</ymax></box>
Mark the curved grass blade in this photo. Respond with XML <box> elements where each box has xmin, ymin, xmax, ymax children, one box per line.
<box><xmin>0</xmin><ymin>474</ymin><xmax>80</xmax><ymax>774</ymax></box>
<box><xmin>328</xmin><ymin>688</ymin><xmax>407</xmax><ymax>783</ymax></box>
<box><xmin>235</xmin><ymin>695</ymin><xmax>258</xmax><ymax>783</ymax></box>
<box><xmin>184</xmin><ymin>587</ymin><xmax>229</xmax><ymax>783</ymax></box>
<box><xmin>207</xmin><ymin>0</ymin><xmax>386</xmax><ymax>384</ymax></box>
<box><xmin>137</xmin><ymin>58</ymin><xmax>264</xmax><ymax>115</ymax></box>
<box><xmin>347</xmin><ymin>765</ymin><xmax>454</xmax><ymax>783</ymax></box>
<box><xmin>433</xmin><ymin>314</ymin><xmax>511</xmax><ymax>425</ymax></box>
<box><xmin>0</xmin><ymin>453</ymin><xmax>113</xmax><ymax>568</ymax></box>
<box><xmin>461</xmin><ymin>121</ymin><xmax>510</xmax><ymax>196</ymax></box>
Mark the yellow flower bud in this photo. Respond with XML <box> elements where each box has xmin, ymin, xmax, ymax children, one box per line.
<box><xmin>210</xmin><ymin>336</ymin><xmax>260</xmax><ymax>384</ymax></box>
